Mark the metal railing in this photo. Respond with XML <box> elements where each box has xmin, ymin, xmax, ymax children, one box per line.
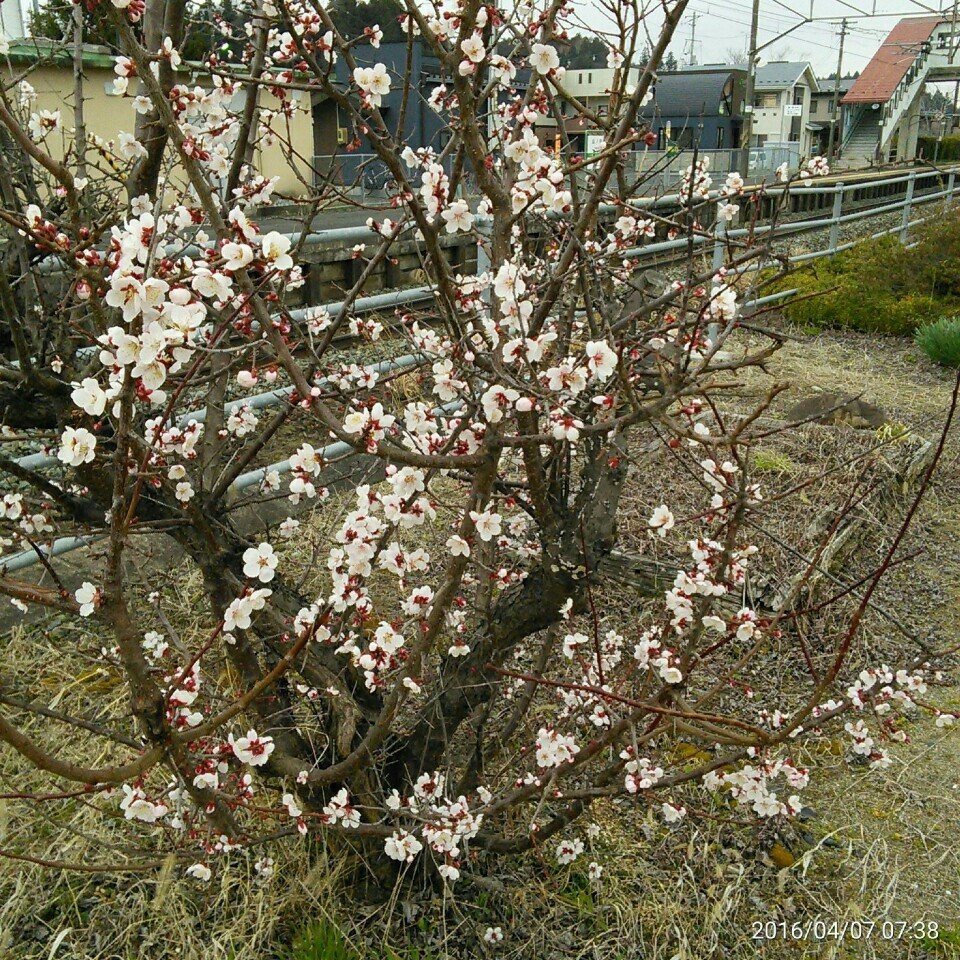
<box><xmin>622</xmin><ymin>166</ymin><xmax>958</xmax><ymax>260</ymax></box>
<box><xmin>313</xmin><ymin>153</ymin><xmax>455</xmax><ymax>195</ymax></box>
<box><xmin>4</xmin><ymin>164</ymin><xmax>959</xmax><ymax>573</ymax></box>
<box><xmin>625</xmin><ymin>145</ymin><xmax>801</xmax><ymax>185</ymax></box>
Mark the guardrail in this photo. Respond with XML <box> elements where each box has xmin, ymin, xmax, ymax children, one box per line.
<box><xmin>625</xmin><ymin>145</ymin><xmax>801</xmax><ymax>185</ymax></box>
<box><xmin>27</xmin><ymin>163</ymin><xmax>960</xmax><ymax>280</ymax></box>
<box><xmin>3</xmin><ymin>164</ymin><xmax>959</xmax><ymax>573</ymax></box>
<box><xmin>313</xmin><ymin>153</ymin><xmax>456</xmax><ymax>195</ymax></box>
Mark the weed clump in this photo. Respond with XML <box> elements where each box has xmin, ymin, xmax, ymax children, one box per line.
<box><xmin>916</xmin><ymin>315</ymin><xmax>960</xmax><ymax>368</ymax></box>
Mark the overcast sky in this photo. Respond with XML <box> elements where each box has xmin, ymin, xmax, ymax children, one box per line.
<box><xmin>8</xmin><ymin>0</ymin><xmax>960</xmax><ymax>85</ymax></box>
<box><xmin>576</xmin><ymin>0</ymin><xmax>960</xmax><ymax>81</ymax></box>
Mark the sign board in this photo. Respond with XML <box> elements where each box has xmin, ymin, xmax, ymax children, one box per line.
<box><xmin>584</xmin><ymin>133</ymin><xmax>606</xmax><ymax>157</ymax></box>
<box><xmin>784</xmin><ymin>104</ymin><xmax>803</xmax><ymax>117</ymax></box>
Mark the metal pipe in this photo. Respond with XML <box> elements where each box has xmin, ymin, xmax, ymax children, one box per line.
<box><xmin>288</xmin><ymin>285</ymin><xmax>433</xmax><ymax>323</ymax></box>
<box><xmin>1</xmin><ymin>535</ymin><xmax>102</xmax><ymax>574</ymax></box>
<box><xmin>15</xmin><ymin>353</ymin><xmax>424</xmax><ymax>472</ymax></box>
<box><xmin>742</xmin><ymin>288</ymin><xmax>799</xmax><ymax>310</ymax></box>
<box><xmin>1</xmin><ymin>400</ymin><xmax>465</xmax><ymax>572</ymax></box>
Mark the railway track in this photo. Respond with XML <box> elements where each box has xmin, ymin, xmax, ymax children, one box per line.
<box><xmin>2</xmin><ymin>162</ymin><xmax>957</xmax><ymax>574</ymax></box>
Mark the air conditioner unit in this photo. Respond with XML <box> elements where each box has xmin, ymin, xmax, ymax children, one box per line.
<box><xmin>337</xmin><ymin>127</ymin><xmax>348</xmax><ymax>144</ymax></box>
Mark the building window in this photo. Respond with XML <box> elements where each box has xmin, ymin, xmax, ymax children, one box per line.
<box><xmin>793</xmin><ymin>86</ymin><xmax>804</xmax><ymax>106</ymax></box>
<box><xmin>588</xmin><ymin>72</ymin><xmax>592</xmax><ymax>83</ymax></box>
<box><xmin>717</xmin><ymin>127</ymin><xmax>725</xmax><ymax>148</ymax></box>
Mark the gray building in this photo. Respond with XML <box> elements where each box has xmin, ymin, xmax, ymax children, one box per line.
<box><xmin>642</xmin><ymin>66</ymin><xmax>747</xmax><ymax>150</ymax></box>
<box><xmin>311</xmin><ymin>42</ymin><xmax>448</xmax><ymax>187</ymax></box>
<box><xmin>809</xmin><ymin>76</ymin><xmax>856</xmax><ymax>156</ymax></box>
<box><xmin>750</xmin><ymin>61</ymin><xmax>819</xmax><ymax>154</ymax></box>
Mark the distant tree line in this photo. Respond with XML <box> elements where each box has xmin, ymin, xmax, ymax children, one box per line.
<box><xmin>560</xmin><ymin>35</ymin><xmax>679</xmax><ymax>71</ymax></box>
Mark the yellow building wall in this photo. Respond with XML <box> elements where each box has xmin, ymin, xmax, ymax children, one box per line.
<box><xmin>3</xmin><ymin>63</ymin><xmax>314</xmax><ymax>199</ymax></box>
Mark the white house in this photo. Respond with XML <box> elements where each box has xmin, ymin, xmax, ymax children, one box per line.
<box><xmin>535</xmin><ymin>66</ymin><xmax>639</xmax><ymax>152</ymax></box>
<box><xmin>749</xmin><ymin>61</ymin><xmax>820</xmax><ymax>155</ymax></box>
<box><xmin>1</xmin><ymin>0</ymin><xmax>25</xmax><ymax>40</ymax></box>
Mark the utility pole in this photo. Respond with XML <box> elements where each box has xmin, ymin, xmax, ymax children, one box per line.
<box><xmin>686</xmin><ymin>12</ymin><xmax>699</xmax><ymax>67</ymax></box>
<box><xmin>826</xmin><ymin>18</ymin><xmax>848</xmax><ymax>160</ymax></box>
<box><xmin>739</xmin><ymin>0</ymin><xmax>762</xmax><ymax>176</ymax></box>
<box><xmin>950</xmin><ymin>1</ymin><xmax>960</xmax><ymax>133</ymax></box>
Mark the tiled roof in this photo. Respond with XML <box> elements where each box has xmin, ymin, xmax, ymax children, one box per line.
<box><xmin>843</xmin><ymin>16</ymin><xmax>943</xmax><ymax>104</ymax></box>
<box><xmin>4</xmin><ymin>40</ymin><xmax>117</xmax><ymax>70</ymax></box>
<box><xmin>814</xmin><ymin>77</ymin><xmax>856</xmax><ymax>95</ymax></box>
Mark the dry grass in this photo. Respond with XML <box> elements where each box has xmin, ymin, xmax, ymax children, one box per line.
<box><xmin>3</xmin><ymin>321</ymin><xmax>960</xmax><ymax>959</ymax></box>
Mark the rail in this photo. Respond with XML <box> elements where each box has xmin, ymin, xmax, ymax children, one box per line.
<box><xmin>3</xmin><ymin>164</ymin><xmax>959</xmax><ymax>572</ymax></box>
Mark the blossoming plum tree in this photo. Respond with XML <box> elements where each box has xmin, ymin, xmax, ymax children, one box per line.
<box><xmin>0</xmin><ymin>0</ymin><xmax>952</xmax><ymax>900</ymax></box>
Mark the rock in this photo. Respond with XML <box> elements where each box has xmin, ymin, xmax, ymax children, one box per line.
<box><xmin>621</xmin><ymin>269</ymin><xmax>672</xmax><ymax>317</ymax></box>
<box><xmin>639</xmin><ymin>268</ymin><xmax>670</xmax><ymax>293</ymax></box>
<box><xmin>785</xmin><ymin>391</ymin><xmax>887</xmax><ymax>430</ymax></box>
<box><xmin>768</xmin><ymin>842</ymin><xmax>797</xmax><ymax>869</ymax></box>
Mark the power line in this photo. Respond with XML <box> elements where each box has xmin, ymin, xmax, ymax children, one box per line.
<box><xmin>689</xmin><ymin>0</ymin><xmax>949</xmax><ymax>65</ymax></box>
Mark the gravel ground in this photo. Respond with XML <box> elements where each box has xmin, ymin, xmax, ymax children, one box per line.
<box><xmin>2</xmin><ymin>312</ymin><xmax>960</xmax><ymax>959</ymax></box>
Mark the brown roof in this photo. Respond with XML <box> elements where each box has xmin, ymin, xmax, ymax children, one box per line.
<box><xmin>843</xmin><ymin>16</ymin><xmax>942</xmax><ymax>104</ymax></box>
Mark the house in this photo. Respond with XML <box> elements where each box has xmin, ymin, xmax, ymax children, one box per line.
<box><xmin>1</xmin><ymin>38</ymin><xmax>458</xmax><ymax>198</ymax></box>
<box><xmin>750</xmin><ymin>61</ymin><xmax>820</xmax><ymax>155</ymax></box>
<box><xmin>538</xmin><ymin>66</ymin><xmax>644</xmax><ymax>153</ymax></box>
<box><xmin>311</xmin><ymin>42</ymin><xmax>449</xmax><ymax>187</ymax></box>
<box><xmin>1</xmin><ymin>39</ymin><xmax>314</xmax><ymax>196</ymax></box>
<box><xmin>642</xmin><ymin>66</ymin><xmax>747</xmax><ymax>150</ymax></box>
<box><xmin>538</xmin><ymin>65</ymin><xmax>745</xmax><ymax>156</ymax></box>
<box><xmin>808</xmin><ymin>76</ymin><xmax>855</xmax><ymax>156</ymax></box>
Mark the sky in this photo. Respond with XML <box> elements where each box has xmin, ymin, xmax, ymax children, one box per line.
<box><xmin>683</xmin><ymin>0</ymin><xmax>957</xmax><ymax>76</ymax></box>
<box><xmin>577</xmin><ymin>0</ymin><xmax>960</xmax><ymax>80</ymax></box>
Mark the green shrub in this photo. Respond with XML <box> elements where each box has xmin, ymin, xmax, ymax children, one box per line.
<box><xmin>779</xmin><ymin>264</ymin><xmax>939</xmax><ymax>335</ymax></box>
<box><xmin>287</xmin><ymin>920</ymin><xmax>360</xmax><ymax>960</ymax></box>
<box><xmin>752</xmin><ymin>449</ymin><xmax>796</xmax><ymax>474</ymax></box>
<box><xmin>919</xmin><ymin>134</ymin><xmax>960</xmax><ymax>162</ymax></box>
<box><xmin>775</xmin><ymin>212</ymin><xmax>960</xmax><ymax>335</ymax></box>
<box><xmin>916</xmin><ymin>316</ymin><xmax>960</xmax><ymax>368</ymax></box>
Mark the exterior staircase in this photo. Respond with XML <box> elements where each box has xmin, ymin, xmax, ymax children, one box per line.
<box><xmin>842</xmin><ymin>107</ymin><xmax>881</xmax><ymax>163</ymax></box>
<box><xmin>842</xmin><ymin>16</ymin><xmax>960</xmax><ymax>164</ymax></box>
<box><xmin>877</xmin><ymin>41</ymin><xmax>932</xmax><ymax>159</ymax></box>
